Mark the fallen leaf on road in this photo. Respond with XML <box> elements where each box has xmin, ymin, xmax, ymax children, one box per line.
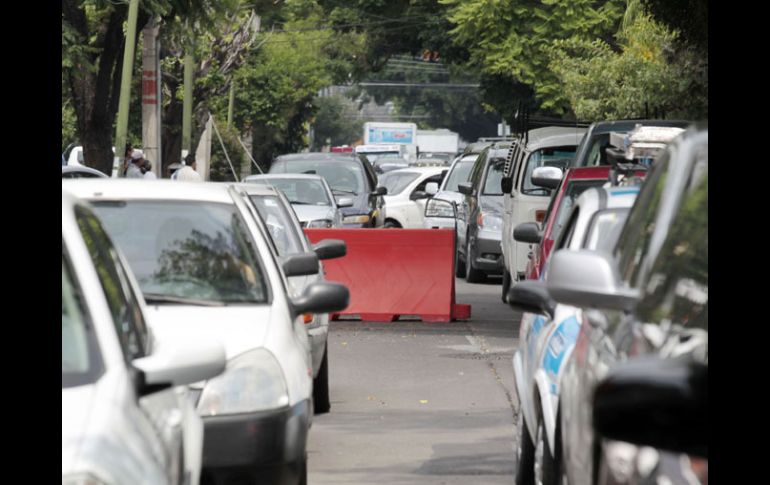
<box><xmin>419</xmin><ymin>400</ymin><xmax>428</xmax><ymax>404</ymax></box>
<box><xmin>341</xmin><ymin>342</ymin><xmax>348</xmax><ymax>346</ymax></box>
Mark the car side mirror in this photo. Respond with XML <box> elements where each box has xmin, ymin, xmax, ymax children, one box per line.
<box><xmin>410</xmin><ymin>190</ymin><xmax>430</xmax><ymax>201</ymax></box>
<box><xmin>313</xmin><ymin>239</ymin><xmax>346</xmax><ymax>260</ymax></box>
<box><xmin>531</xmin><ymin>166</ymin><xmax>563</xmax><ymax>190</ymax></box>
<box><xmin>545</xmin><ymin>250</ymin><xmax>639</xmax><ymax>311</ymax></box>
<box><xmin>513</xmin><ymin>222</ymin><xmax>542</xmax><ymax>244</ymax></box>
<box><xmin>425</xmin><ymin>182</ymin><xmax>439</xmax><ymax>195</ymax></box>
<box><xmin>593</xmin><ymin>357</ymin><xmax>708</xmax><ymax>458</ymax></box>
<box><xmin>501</xmin><ymin>177</ymin><xmax>513</xmax><ymax>194</ymax></box>
<box><xmin>291</xmin><ymin>281</ymin><xmax>350</xmax><ymax>316</ymax></box>
<box><xmin>282</xmin><ymin>252</ymin><xmax>320</xmax><ymax>277</ymax></box>
<box><xmin>373</xmin><ymin>186</ymin><xmax>388</xmax><ymax>196</ymax></box>
<box><xmin>132</xmin><ymin>337</ymin><xmax>226</xmax><ymax>396</ymax></box>
<box><xmin>507</xmin><ymin>280</ymin><xmax>555</xmax><ymax>318</ymax></box>
<box><xmin>458</xmin><ymin>182</ymin><xmax>474</xmax><ymax>196</ymax></box>
<box><xmin>336</xmin><ymin>197</ymin><xmax>354</xmax><ymax>208</ymax></box>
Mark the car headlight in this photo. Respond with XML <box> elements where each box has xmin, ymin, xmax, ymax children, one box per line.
<box><xmin>197</xmin><ymin>349</ymin><xmax>289</xmax><ymax>416</ymax></box>
<box><xmin>425</xmin><ymin>198</ymin><xmax>456</xmax><ymax>218</ymax></box>
<box><xmin>477</xmin><ymin>213</ymin><xmax>503</xmax><ymax>232</ymax></box>
<box><xmin>307</xmin><ymin>219</ymin><xmax>334</xmax><ymax>228</ymax></box>
<box><xmin>343</xmin><ymin>214</ymin><xmax>370</xmax><ymax>224</ymax></box>
<box><xmin>62</xmin><ymin>473</ymin><xmax>109</xmax><ymax>485</ymax></box>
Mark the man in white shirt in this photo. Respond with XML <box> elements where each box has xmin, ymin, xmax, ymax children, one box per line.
<box><xmin>126</xmin><ymin>149</ymin><xmax>145</xmax><ymax>178</ymax></box>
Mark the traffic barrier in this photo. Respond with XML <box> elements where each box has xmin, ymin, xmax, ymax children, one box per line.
<box><xmin>304</xmin><ymin>228</ymin><xmax>471</xmax><ymax>322</ymax></box>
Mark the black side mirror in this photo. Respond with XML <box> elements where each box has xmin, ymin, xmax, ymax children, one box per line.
<box><xmin>313</xmin><ymin>239</ymin><xmax>346</xmax><ymax>260</ymax></box>
<box><xmin>282</xmin><ymin>252</ymin><xmax>320</xmax><ymax>277</ymax></box>
<box><xmin>410</xmin><ymin>190</ymin><xmax>429</xmax><ymax>201</ymax></box>
<box><xmin>593</xmin><ymin>357</ymin><xmax>708</xmax><ymax>458</ymax></box>
<box><xmin>507</xmin><ymin>280</ymin><xmax>554</xmax><ymax>318</ymax></box>
<box><xmin>291</xmin><ymin>282</ymin><xmax>350</xmax><ymax>316</ymax></box>
<box><xmin>513</xmin><ymin>222</ymin><xmax>542</xmax><ymax>244</ymax></box>
<box><xmin>457</xmin><ymin>182</ymin><xmax>474</xmax><ymax>196</ymax></box>
<box><xmin>373</xmin><ymin>186</ymin><xmax>388</xmax><ymax>196</ymax></box>
<box><xmin>501</xmin><ymin>177</ymin><xmax>513</xmax><ymax>194</ymax></box>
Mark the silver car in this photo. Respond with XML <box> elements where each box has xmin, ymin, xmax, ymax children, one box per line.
<box><xmin>62</xmin><ymin>189</ymin><xmax>226</xmax><ymax>485</ymax></box>
<box><xmin>243</xmin><ymin>173</ymin><xmax>351</xmax><ymax>228</ymax></box>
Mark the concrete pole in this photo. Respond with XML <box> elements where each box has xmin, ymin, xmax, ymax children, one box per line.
<box><xmin>141</xmin><ymin>17</ymin><xmax>162</xmax><ymax>177</ymax></box>
<box><xmin>182</xmin><ymin>52</ymin><xmax>194</xmax><ymax>157</ymax></box>
<box><xmin>227</xmin><ymin>79</ymin><xmax>235</xmax><ymax>128</ymax></box>
<box><xmin>112</xmin><ymin>0</ymin><xmax>140</xmax><ymax>177</ymax></box>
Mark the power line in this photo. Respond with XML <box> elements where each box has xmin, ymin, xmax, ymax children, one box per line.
<box><xmin>358</xmin><ymin>82</ymin><xmax>480</xmax><ymax>89</ymax></box>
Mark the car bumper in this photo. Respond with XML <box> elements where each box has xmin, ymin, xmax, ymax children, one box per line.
<box><xmin>472</xmin><ymin>231</ymin><xmax>503</xmax><ymax>273</ymax></box>
<box><xmin>200</xmin><ymin>400</ymin><xmax>310</xmax><ymax>485</ymax></box>
<box><xmin>423</xmin><ymin>216</ymin><xmax>456</xmax><ymax>230</ymax></box>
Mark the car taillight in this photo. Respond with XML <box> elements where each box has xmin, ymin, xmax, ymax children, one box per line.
<box><xmin>535</xmin><ymin>210</ymin><xmax>546</xmax><ymax>223</ymax></box>
<box><xmin>303</xmin><ymin>313</ymin><xmax>313</xmax><ymax>324</ymax></box>
<box><xmin>476</xmin><ymin>213</ymin><xmax>484</xmax><ymax>227</ymax></box>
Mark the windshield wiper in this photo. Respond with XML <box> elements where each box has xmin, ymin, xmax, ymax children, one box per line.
<box><xmin>332</xmin><ymin>188</ymin><xmax>358</xmax><ymax>195</ymax></box>
<box><xmin>143</xmin><ymin>293</ymin><xmax>227</xmax><ymax>306</ymax></box>
<box><xmin>290</xmin><ymin>201</ymin><xmax>312</xmax><ymax>205</ymax></box>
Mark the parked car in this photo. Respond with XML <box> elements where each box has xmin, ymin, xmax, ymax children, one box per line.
<box><xmin>506</xmin><ymin>185</ymin><xmax>639</xmax><ymax>485</ymax></box>
<box><xmin>545</xmin><ymin>126</ymin><xmax>707</xmax><ymax>485</ymax></box>
<box><xmin>456</xmin><ymin>141</ymin><xmax>512</xmax><ymax>282</ymax></box>
<box><xmin>62</xmin><ymin>179</ymin><xmax>349</xmax><ymax>485</ymax></box>
<box><xmin>422</xmin><ymin>151</ymin><xmax>481</xmax><ymax>234</ymax></box>
<box><xmin>268</xmin><ymin>152</ymin><xmax>387</xmax><ymax>228</ymax></box>
<box><xmin>500</xmin><ymin>127</ymin><xmax>586</xmax><ymax>287</ymax></box>
<box><xmin>378</xmin><ymin>166</ymin><xmax>447</xmax><ymax>228</ymax></box>
<box><xmin>62</xmin><ymin>189</ymin><xmax>226</xmax><ymax>485</ymax></box>
<box><xmin>571</xmin><ymin>120</ymin><xmax>690</xmax><ymax>168</ymax></box>
<box><xmin>62</xmin><ymin>165</ymin><xmax>109</xmax><ymax>178</ymax></box>
<box><xmin>231</xmin><ymin>182</ymin><xmax>347</xmax><ymax>414</ymax></box>
<box><xmin>242</xmin><ymin>173</ymin><xmax>349</xmax><ymax>228</ymax></box>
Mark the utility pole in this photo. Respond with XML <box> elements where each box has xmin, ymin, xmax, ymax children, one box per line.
<box><xmin>142</xmin><ymin>16</ymin><xmax>162</xmax><ymax>177</ymax></box>
<box><xmin>227</xmin><ymin>79</ymin><xmax>235</xmax><ymax>128</ymax></box>
<box><xmin>182</xmin><ymin>50</ymin><xmax>194</xmax><ymax>159</ymax></box>
<box><xmin>112</xmin><ymin>0</ymin><xmax>140</xmax><ymax>177</ymax></box>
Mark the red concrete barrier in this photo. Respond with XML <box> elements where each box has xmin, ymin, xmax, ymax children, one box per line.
<box><xmin>304</xmin><ymin>228</ymin><xmax>471</xmax><ymax>322</ymax></box>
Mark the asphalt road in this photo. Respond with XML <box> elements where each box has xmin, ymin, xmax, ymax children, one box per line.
<box><xmin>307</xmin><ymin>277</ymin><xmax>525</xmax><ymax>484</ymax></box>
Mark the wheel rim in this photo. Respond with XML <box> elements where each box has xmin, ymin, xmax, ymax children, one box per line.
<box><xmin>535</xmin><ymin>423</ymin><xmax>544</xmax><ymax>485</ymax></box>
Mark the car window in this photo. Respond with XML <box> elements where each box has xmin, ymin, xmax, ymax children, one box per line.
<box><xmin>414</xmin><ymin>173</ymin><xmax>446</xmax><ymax>194</ymax></box>
<box><xmin>75</xmin><ymin>207</ymin><xmax>148</xmax><ymax>361</ymax></box>
<box><xmin>379</xmin><ymin>171</ymin><xmax>421</xmax><ymax>195</ymax></box>
<box><xmin>482</xmin><ymin>158</ymin><xmax>506</xmax><ymax>195</ymax></box>
<box><xmin>249</xmin><ymin>195</ymin><xmax>304</xmax><ymax>256</ymax></box>
<box><xmin>583</xmin><ymin>208</ymin><xmax>630</xmax><ymax>251</ymax></box>
<box><xmin>469</xmin><ymin>149</ymin><xmax>488</xmax><ymax>190</ymax></box>
<box><xmin>520</xmin><ymin>146</ymin><xmax>578</xmax><ymax>195</ymax></box>
<box><xmin>262</xmin><ymin>178</ymin><xmax>332</xmax><ymax>206</ymax></box>
<box><xmin>91</xmin><ymin>201</ymin><xmax>269</xmax><ymax>304</ymax></box>
<box><xmin>272</xmin><ymin>159</ymin><xmax>366</xmax><ymax>195</ymax></box>
<box><xmin>551</xmin><ymin>180</ymin><xmax>608</xmax><ymax>243</ymax></box>
<box><xmin>443</xmin><ymin>157</ymin><xmax>476</xmax><ymax>191</ymax></box>
<box><xmin>62</xmin><ymin>244</ymin><xmax>104</xmax><ymax>388</ymax></box>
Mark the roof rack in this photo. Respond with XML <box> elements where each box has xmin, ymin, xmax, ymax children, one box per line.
<box><xmin>511</xmin><ymin>102</ymin><xmax>591</xmax><ymax>145</ymax></box>
<box><xmin>605</xmin><ymin>124</ymin><xmax>685</xmax><ymax>186</ymax></box>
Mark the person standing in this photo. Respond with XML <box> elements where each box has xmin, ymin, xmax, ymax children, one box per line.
<box><xmin>142</xmin><ymin>159</ymin><xmax>158</xmax><ymax>179</ymax></box>
<box><xmin>126</xmin><ymin>149</ymin><xmax>145</xmax><ymax>178</ymax></box>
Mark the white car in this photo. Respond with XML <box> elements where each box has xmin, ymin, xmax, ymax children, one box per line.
<box><xmin>378</xmin><ymin>166</ymin><xmax>447</xmax><ymax>228</ymax></box>
<box><xmin>242</xmin><ymin>173</ymin><xmax>351</xmax><ymax>228</ymax></box>
<box><xmin>62</xmin><ymin>179</ymin><xmax>349</xmax><ymax>485</ymax></box>
<box><xmin>232</xmin><ymin>182</ymin><xmax>347</xmax><ymax>414</ymax></box>
<box><xmin>507</xmin><ymin>185</ymin><xmax>638</xmax><ymax>485</ymax></box>
<box><xmin>62</xmin><ymin>189</ymin><xmax>226</xmax><ymax>485</ymax></box>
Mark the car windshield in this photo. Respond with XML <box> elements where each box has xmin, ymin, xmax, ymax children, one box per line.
<box><xmin>378</xmin><ymin>171</ymin><xmax>421</xmax><ymax>195</ymax></box>
<box><xmin>262</xmin><ymin>178</ymin><xmax>331</xmax><ymax>206</ymax></box>
<box><xmin>482</xmin><ymin>158</ymin><xmax>506</xmax><ymax>195</ymax></box>
<box><xmin>62</xmin><ymin>249</ymin><xmax>103</xmax><ymax>388</ymax></box>
<box><xmin>273</xmin><ymin>160</ymin><xmax>365</xmax><ymax>195</ymax></box>
<box><xmin>584</xmin><ymin>208</ymin><xmax>630</xmax><ymax>251</ymax></box>
<box><xmin>248</xmin><ymin>195</ymin><xmax>305</xmax><ymax>256</ymax></box>
<box><xmin>91</xmin><ymin>201</ymin><xmax>268</xmax><ymax>304</ymax></box>
<box><xmin>443</xmin><ymin>157</ymin><xmax>476</xmax><ymax>191</ymax></box>
<box><xmin>522</xmin><ymin>146</ymin><xmax>578</xmax><ymax>195</ymax></box>
<box><xmin>551</xmin><ymin>180</ymin><xmax>609</xmax><ymax>242</ymax></box>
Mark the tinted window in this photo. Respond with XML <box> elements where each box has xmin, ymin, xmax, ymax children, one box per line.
<box><xmin>482</xmin><ymin>158</ymin><xmax>506</xmax><ymax>195</ymax></box>
<box><xmin>521</xmin><ymin>146</ymin><xmax>577</xmax><ymax>195</ymax></box>
<box><xmin>262</xmin><ymin>178</ymin><xmax>331</xmax><ymax>206</ymax></box>
<box><xmin>92</xmin><ymin>201</ymin><xmax>269</xmax><ymax>304</ymax></box>
<box><xmin>273</xmin><ymin>159</ymin><xmax>365</xmax><ymax>195</ymax></box>
<box><xmin>249</xmin><ymin>195</ymin><xmax>304</xmax><ymax>256</ymax></box>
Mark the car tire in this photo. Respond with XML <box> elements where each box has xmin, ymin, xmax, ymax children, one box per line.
<box><xmin>535</xmin><ymin>420</ymin><xmax>559</xmax><ymax>485</ymax></box>
<box><xmin>502</xmin><ymin>269</ymin><xmax>512</xmax><ymax>303</ymax></box>
<box><xmin>455</xmin><ymin>244</ymin><xmax>466</xmax><ymax>278</ymax></box>
<box><xmin>515</xmin><ymin>408</ymin><xmax>535</xmax><ymax>485</ymax></box>
<box><xmin>465</xmin><ymin>238</ymin><xmax>485</xmax><ymax>283</ymax></box>
<box><xmin>298</xmin><ymin>456</ymin><xmax>307</xmax><ymax>485</ymax></box>
<box><xmin>384</xmin><ymin>220</ymin><xmax>401</xmax><ymax>228</ymax></box>
<box><xmin>313</xmin><ymin>347</ymin><xmax>331</xmax><ymax>414</ymax></box>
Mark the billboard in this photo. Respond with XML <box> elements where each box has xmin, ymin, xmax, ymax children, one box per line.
<box><xmin>367</xmin><ymin>126</ymin><xmax>415</xmax><ymax>144</ymax></box>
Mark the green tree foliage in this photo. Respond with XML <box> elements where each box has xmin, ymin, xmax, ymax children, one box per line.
<box><xmin>311</xmin><ymin>95</ymin><xmax>363</xmax><ymax>150</ymax></box>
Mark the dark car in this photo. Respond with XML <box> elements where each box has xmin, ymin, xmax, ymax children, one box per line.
<box><xmin>543</xmin><ymin>126</ymin><xmax>707</xmax><ymax>485</ymax></box>
<box><xmin>572</xmin><ymin>119</ymin><xmax>691</xmax><ymax>168</ymax></box>
<box><xmin>61</xmin><ymin>165</ymin><xmax>109</xmax><ymax>178</ymax></box>
<box><xmin>456</xmin><ymin>141</ymin><xmax>513</xmax><ymax>282</ymax></box>
<box><xmin>269</xmin><ymin>152</ymin><xmax>387</xmax><ymax>228</ymax></box>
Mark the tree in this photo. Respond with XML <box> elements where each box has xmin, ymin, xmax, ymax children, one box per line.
<box><xmin>311</xmin><ymin>95</ymin><xmax>363</xmax><ymax>150</ymax></box>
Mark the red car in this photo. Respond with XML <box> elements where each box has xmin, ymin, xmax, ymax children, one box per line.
<box><xmin>516</xmin><ymin>166</ymin><xmax>626</xmax><ymax>282</ymax></box>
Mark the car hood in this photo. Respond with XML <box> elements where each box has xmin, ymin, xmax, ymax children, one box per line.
<box><xmin>292</xmin><ymin>204</ymin><xmax>335</xmax><ymax>223</ymax></box>
<box><xmin>145</xmin><ymin>305</ymin><xmax>272</xmax><ymax>359</ymax></box>
<box><xmin>433</xmin><ymin>190</ymin><xmax>464</xmax><ymax>205</ymax></box>
<box><xmin>479</xmin><ymin>195</ymin><xmax>504</xmax><ymax>215</ymax></box>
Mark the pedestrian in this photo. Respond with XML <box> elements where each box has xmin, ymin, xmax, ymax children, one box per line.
<box><xmin>172</xmin><ymin>153</ymin><xmax>202</xmax><ymax>182</ymax></box>
<box><xmin>126</xmin><ymin>149</ymin><xmax>145</xmax><ymax>179</ymax></box>
<box><xmin>142</xmin><ymin>159</ymin><xmax>157</xmax><ymax>179</ymax></box>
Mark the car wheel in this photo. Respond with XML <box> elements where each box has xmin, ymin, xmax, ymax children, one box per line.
<box><xmin>465</xmin><ymin>238</ymin><xmax>485</xmax><ymax>283</ymax></box>
<box><xmin>313</xmin><ymin>347</ymin><xmax>331</xmax><ymax>414</ymax></box>
<box><xmin>515</xmin><ymin>408</ymin><xmax>535</xmax><ymax>485</ymax></box>
<box><xmin>384</xmin><ymin>220</ymin><xmax>401</xmax><ymax>228</ymax></box>
<box><xmin>298</xmin><ymin>456</ymin><xmax>307</xmax><ymax>485</ymax></box>
<box><xmin>535</xmin><ymin>420</ymin><xmax>559</xmax><ymax>485</ymax></box>
<box><xmin>502</xmin><ymin>269</ymin><xmax>512</xmax><ymax>303</ymax></box>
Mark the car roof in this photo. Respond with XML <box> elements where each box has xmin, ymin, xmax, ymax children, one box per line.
<box><xmin>525</xmin><ymin>126</ymin><xmax>587</xmax><ymax>150</ymax></box>
<box><xmin>274</xmin><ymin>152</ymin><xmax>357</xmax><ymax>163</ymax></box>
<box><xmin>586</xmin><ymin>119</ymin><xmax>691</xmax><ymax>135</ymax></box>
<box><xmin>243</xmin><ymin>173</ymin><xmax>326</xmax><ymax>182</ymax></box>
<box><xmin>384</xmin><ymin>166</ymin><xmax>446</xmax><ymax>176</ymax></box>
<box><xmin>61</xmin><ymin>179</ymin><xmax>235</xmax><ymax>204</ymax></box>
